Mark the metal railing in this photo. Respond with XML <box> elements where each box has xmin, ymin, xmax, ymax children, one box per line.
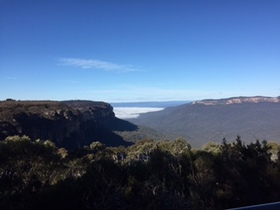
<box><xmin>228</xmin><ymin>201</ymin><xmax>280</xmax><ymax>210</ymax></box>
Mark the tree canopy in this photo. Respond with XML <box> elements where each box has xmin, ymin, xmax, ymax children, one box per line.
<box><xmin>1</xmin><ymin>135</ymin><xmax>280</xmax><ymax>209</ymax></box>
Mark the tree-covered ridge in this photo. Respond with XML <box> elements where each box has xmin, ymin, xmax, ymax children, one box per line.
<box><xmin>1</xmin><ymin>136</ymin><xmax>280</xmax><ymax>209</ymax></box>
<box><xmin>130</xmin><ymin>101</ymin><xmax>280</xmax><ymax>147</ymax></box>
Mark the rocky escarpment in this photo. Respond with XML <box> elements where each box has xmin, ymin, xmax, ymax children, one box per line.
<box><xmin>0</xmin><ymin>100</ymin><xmax>135</xmax><ymax>149</ymax></box>
<box><xmin>193</xmin><ymin>96</ymin><xmax>280</xmax><ymax>106</ymax></box>
<box><xmin>130</xmin><ymin>96</ymin><xmax>280</xmax><ymax>147</ymax></box>
<box><xmin>63</xmin><ymin>100</ymin><xmax>115</xmax><ymax>121</ymax></box>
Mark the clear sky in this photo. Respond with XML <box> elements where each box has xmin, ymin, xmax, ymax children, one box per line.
<box><xmin>1</xmin><ymin>0</ymin><xmax>279</xmax><ymax>102</ymax></box>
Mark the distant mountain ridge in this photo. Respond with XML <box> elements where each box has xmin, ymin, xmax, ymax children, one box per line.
<box><xmin>194</xmin><ymin>96</ymin><xmax>280</xmax><ymax>105</ymax></box>
<box><xmin>130</xmin><ymin>96</ymin><xmax>280</xmax><ymax>147</ymax></box>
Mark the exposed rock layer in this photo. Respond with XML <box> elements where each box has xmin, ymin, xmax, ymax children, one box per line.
<box><xmin>130</xmin><ymin>96</ymin><xmax>280</xmax><ymax>147</ymax></box>
<box><xmin>193</xmin><ymin>96</ymin><xmax>280</xmax><ymax>105</ymax></box>
<box><xmin>0</xmin><ymin>100</ymin><xmax>135</xmax><ymax>149</ymax></box>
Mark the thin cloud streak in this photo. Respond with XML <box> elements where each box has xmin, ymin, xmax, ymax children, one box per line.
<box><xmin>4</xmin><ymin>76</ymin><xmax>18</xmax><ymax>80</ymax></box>
<box><xmin>58</xmin><ymin>58</ymin><xmax>143</xmax><ymax>72</ymax></box>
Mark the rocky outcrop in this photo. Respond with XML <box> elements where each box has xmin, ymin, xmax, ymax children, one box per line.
<box><xmin>63</xmin><ymin>100</ymin><xmax>115</xmax><ymax>121</ymax></box>
<box><xmin>193</xmin><ymin>96</ymin><xmax>280</xmax><ymax>106</ymax></box>
<box><xmin>0</xmin><ymin>100</ymin><xmax>135</xmax><ymax>149</ymax></box>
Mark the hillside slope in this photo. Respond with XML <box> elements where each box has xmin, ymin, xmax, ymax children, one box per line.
<box><xmin>130</xmin><ymin>96</ymin><xmax>280</xmax><ymax>147</ymax></box>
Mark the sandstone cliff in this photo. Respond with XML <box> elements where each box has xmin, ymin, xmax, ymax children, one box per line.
<box><xmin>193</xmin><ymin>96</ymin><xmax>280</xmax><ymax>105</ymax></box>
<box><xmin>0</xmin><ymin>100</ymin><xmax>135</xmax><ymax>149</ymax></box>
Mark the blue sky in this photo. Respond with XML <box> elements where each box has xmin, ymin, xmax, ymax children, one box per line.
<box><xmin>1</xmin><ymin>0</ymin><xmax>279</xmax><ymax>102</ymax></box>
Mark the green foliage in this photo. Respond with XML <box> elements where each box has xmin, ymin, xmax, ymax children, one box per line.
<box><xmin>202</xmin><ymin>141</ymin><xmax>222</xmax><ymax>154</ymax></box>
<box><xmin>0</xmin><ymin>136</ymin><xmax>66</xmax><ymax>209</ymax></box>
<box><xmin>1</xmin><ymin>135</ymin><xmax>280</xmax><ymax>209</ymax></box>
<box><xmin>114</xmin><ymin>125</ymin><xmax>165</xmax><ymax>143</ymax></box>
<box><xmin>89</xmin><ymin>141</ymin><xmax>105</xmax><ymax>151</ymax></box>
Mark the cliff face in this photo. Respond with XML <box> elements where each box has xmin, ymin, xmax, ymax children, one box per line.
<box><xmin>130</xmin><ymin>96</ymin><xmax>280</xmax><ymax>147</ymax></box>
<box><xmin>0</xmin><ymin>100</ymin><xmax>134</xmax><ymax>149</ymax></box>
<box><xmin>63</xmin><ymin>100</ymin><xmax>115</xmax><ymax>121</ymax></box>
<box><xmin>193</xmin><ymin>96</ymin><xmax>280</xmax><ymax>106</ymax></box>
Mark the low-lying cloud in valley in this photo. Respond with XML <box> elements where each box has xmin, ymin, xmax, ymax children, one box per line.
<box><xmin>114</xmin><ymin>107</ymin><xmax>164</xmax><ymax>119</ymax></box>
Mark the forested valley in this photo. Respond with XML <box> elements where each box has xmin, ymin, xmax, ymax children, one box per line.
<box><xmin>1</xmin><ymin>135</ymin><xmax>280</xmax><ymax>209</ymax></box>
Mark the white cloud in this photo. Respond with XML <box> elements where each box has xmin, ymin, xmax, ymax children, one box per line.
<box><xmin>58</xmin><ymin>58</ymin><xmax>142</xmax><ymax>72</ymax></box>
<box><xmin>114</xmin><ymin>107</ymin><xmax>164</xmax><ymax>119</ymax></box>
